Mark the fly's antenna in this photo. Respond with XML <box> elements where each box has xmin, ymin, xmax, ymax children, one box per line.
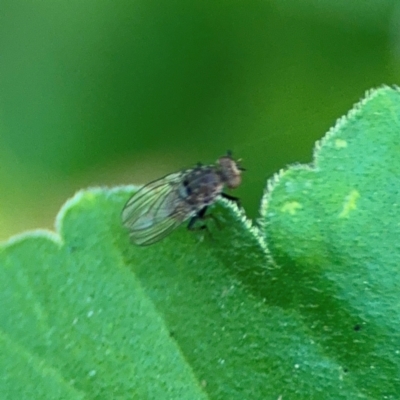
<box><xmin>226</xmin><ymin>150</ymin><xmax>246</xmax><ymax>171</ymax></box>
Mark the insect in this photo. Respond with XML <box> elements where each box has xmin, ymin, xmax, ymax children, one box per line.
<box><xmin>122</xmin><ymin>151</ymin><xmax>244</xmax><ymax>245</ymax></box>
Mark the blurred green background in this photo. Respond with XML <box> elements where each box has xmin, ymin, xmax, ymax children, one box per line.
<box><xmin>1</xmin><ymin>0</ymin><xmax>399</xmax><ymax>240</ymax></box>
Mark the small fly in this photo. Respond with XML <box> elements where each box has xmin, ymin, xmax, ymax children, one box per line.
<box><xmin>122</xmin><ymin>151</ymin><xmax>244</xmax><ymax>246</ymax></box>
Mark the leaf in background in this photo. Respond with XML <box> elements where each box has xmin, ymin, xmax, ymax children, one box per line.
<box><xmin>273</xmin><ymin>0</ymin><xmax>396</xmax><ymax>30</ymax></box>
<box><xmin>263</xmin><ymin>86</ymin><xmax>400</xmax><ymax>398</ymax></box>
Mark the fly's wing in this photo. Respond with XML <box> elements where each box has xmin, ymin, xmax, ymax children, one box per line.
<box><xmin>122</xmin><ymin>172</ymin><xmax>192</xmax><ymax>245</ymax></box>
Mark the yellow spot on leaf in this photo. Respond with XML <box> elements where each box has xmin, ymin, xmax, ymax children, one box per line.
<box><xmin>281</xmin><ymin>201</ymin><xmax>302</xmax><ymax>215</ymax></box>
<box><xmin>339</xmin><ymin>190</ymin><xmax>360</xmax><ymax>218</ymax></box>
<box><xmin>335</xmin><ymin>139</ymin><xmax>347</xmax><ymax>148</ymax></box>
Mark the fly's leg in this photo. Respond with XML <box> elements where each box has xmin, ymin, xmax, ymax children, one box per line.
<box><xmin>187</xmin><ymin>206</ymin><xmax>221</xmax><ymax>237</ymax></box>
<box><xmin>220</xmin><ymin>193</ymin><xmax>241</xmax><ymax>208</ymax></box>
<box><xmin>187</xmin><ymin>193</ymin><xmax>241</xmax><ymax>238</ymax></box>
<box><xmin>187</xmin><ymin>206</ymin><xmax>208</xmax><ymax>231</ymax></box>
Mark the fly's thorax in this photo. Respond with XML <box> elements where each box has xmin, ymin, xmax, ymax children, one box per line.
<box><xmin>217</xmin><ymin>155</ymin><xmax>242</xmax><ymax>189</ymax></box>
<box><xmin>178</xmin><ymin>166</ymin><xmax>224</xmax><ymax>209</ymax></box>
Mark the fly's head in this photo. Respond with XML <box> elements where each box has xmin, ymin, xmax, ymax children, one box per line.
<box><xmin>217</xmin><ymin>152</ymin><xmax>244</xmax><ymax>189</ymax></box>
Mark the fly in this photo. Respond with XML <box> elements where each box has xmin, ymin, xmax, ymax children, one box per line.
<box><xmin>122</xmin><ymin>151</ymin><xmax>244</xmax><ymax>245</ymax></box>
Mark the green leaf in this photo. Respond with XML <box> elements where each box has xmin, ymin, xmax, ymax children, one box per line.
<box><xmin>0</xmin><ymin>190</ymin><xmax>209</xmax><ymax>399</ymax></box>
<box><xmin>1</xmin><ymin>189</ymin><xmax>360</xmax><ymax>399</ymax></box>
<box><xmin>2</xmin><ymin>86</ymin><xmax>400</xmax><ymax>399</ymax></box>
<box><xmin>263</xmin><ymin>85</ymin><xmax>400</xmax><ymax>398</ymax></box>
